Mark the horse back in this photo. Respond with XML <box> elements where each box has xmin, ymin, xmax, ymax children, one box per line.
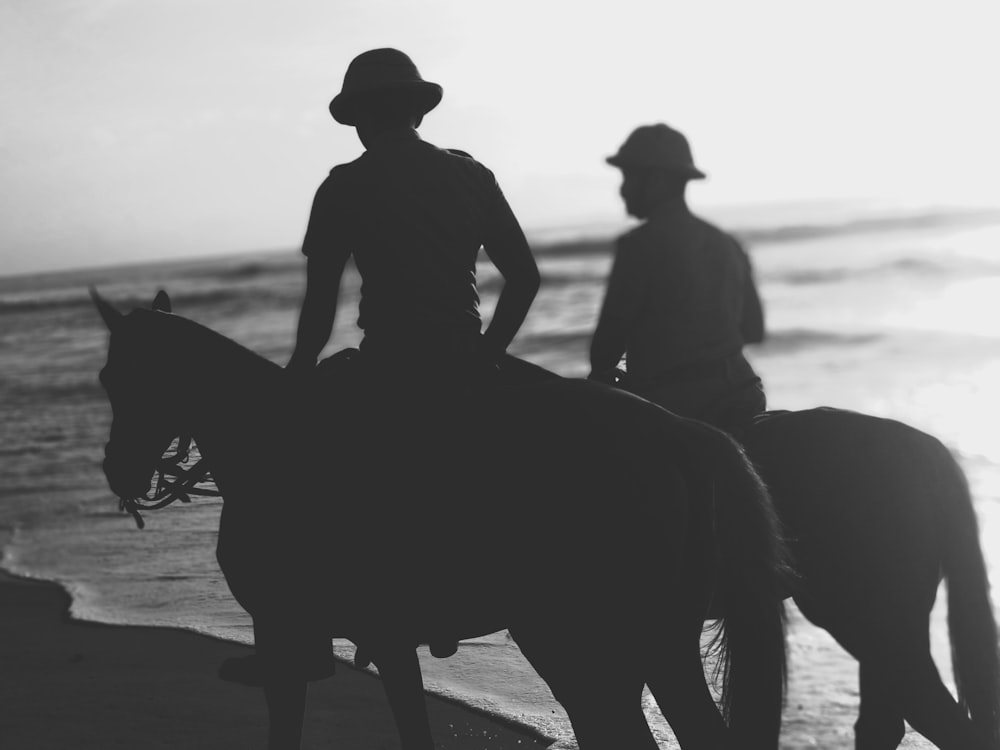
<box><xmin>743</xmin><ymin>407</ymin><xmax>950</xmax><ymax>608</ymax></box>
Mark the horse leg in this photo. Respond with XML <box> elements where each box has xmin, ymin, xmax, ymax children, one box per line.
<box><xmin>895</xmin><ymin>649</ymin><xmax>992</xmax><ymax>750</ymax></box>
<box><xmin>795</xmin><ymin>593</ymin><xmax>912</xmax><ymax>750</ymax></box>
<box><xmin>372</xmin><ymin>645</ymin><xmax>434</xmax><ymax>750</ymax></box>
<box><xmin>560</xmin><ymin>674</ymin><xmax>658</xmax><ymax>750</ymax></box>
<box><xmin>565</xmin><ymin>682</ymin><xmax>659</xmax><ymax>750</ymax></box>
<box><xmin>855</xmin><ymin>661</ymin><xmax>905</xmax><ymax>750</ymax></box>
<box><xmin>264</xmin><ymin>678</ymin><xmax>308</xmax><ymax>750</ymax></box>
<box><xmin>645</xmin><ymin>625</ymin><xmax>730</xmax><ymax>750</ymax></box>
<box><xmin>513</xmin><ymin>627</ymin><xmax>658</xmax><ymax>750</ymax></box>
<box><xmin>858</xmin><ymin>621</ymin><xmax>992</xmax><ymax>750</ymax></box>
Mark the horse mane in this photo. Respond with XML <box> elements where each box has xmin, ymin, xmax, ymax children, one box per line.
<box><xmin>129</xmin><ymin>308</ymin><xmax>282</xmax><ymax>382</ymax></box>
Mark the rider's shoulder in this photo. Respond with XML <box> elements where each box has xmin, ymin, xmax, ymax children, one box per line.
<box><xmin>439</xmin><ymin>147</ymin><xmax>500</xmax><ymax>186</ymax></box>
<box><xmin>444</xmin><ymin>147</ymin><xmax>491</xmax><ymax>174</ymax></box>
<box><xmin>317</xmin><ymin>159</ymin><xmax>365</xmax><ymax>196</ymax></box>
<box><xmin>327</xmin><ymin>155</ymin><xmax>365</xmax><ymax>178</ymax></box>
<box><xmin>689</xmin><ymin>214</ymin><xmax>729</xmax><ymax>239</ymax></box>
<box><xmin>618</xmin><ymin>222</ymin><xmax>655</xmax><ymax>251</ymax></box>
<box><xmin>442</xmin><ymin>147</ymin><xmax>494</xmax><ymax>175</ymax></box>
<box><xmin>692</xmin><ymin>214</ymin><xmax>725</xmax><ymax>236</ymax></box>
<box><xmin>694</xmin><ymin>216</ymin><xmax>745</xmax><ymax>255</ymax></box>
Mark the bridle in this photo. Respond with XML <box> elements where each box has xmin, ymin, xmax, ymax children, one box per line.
<box><xmin>118</xmin><ymin>434</ymin><xmax>221</xmax><ymax>529</ymax></box>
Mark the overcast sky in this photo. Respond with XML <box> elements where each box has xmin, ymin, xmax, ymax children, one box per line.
<box><xmin>2</xmin><ymin>0</ymin><xmax>999</xmax><ymax>275</ymax></box>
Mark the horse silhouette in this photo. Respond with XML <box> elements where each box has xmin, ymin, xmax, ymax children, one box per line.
<box><xmin>536</xmin><ymin>363</ymin><xmax>999</xmax><ymax>750</ymax></box>
<box><xmin>744</xmin><ymin>409</ymin><xmax>999</xmax><ymax>750</ymax></box>
<box><xmin>93</xmin><ymin>290</ymin><xmax>789</xmax><ymax>750</ymax></box>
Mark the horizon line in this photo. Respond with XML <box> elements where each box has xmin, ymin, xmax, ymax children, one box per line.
<box><xmin>3</xmin><ymin>202</ymin><xmax>1000</xmax><ymax>283</ymax></box>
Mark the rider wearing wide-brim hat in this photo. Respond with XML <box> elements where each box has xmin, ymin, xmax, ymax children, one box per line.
<box><xmin>605</xmin><ymin>123</ymin><xmax>708</xmax><ymax>180</ymax></box>
<box><xmin>289</xmin><ymin>47</ymin><xmax>539</xmax><ymax>379</ymax></box>
<box><xmin>591</xmin><ymin>123</ymin><xmax>767</xmax><ymax>437</ymax></box>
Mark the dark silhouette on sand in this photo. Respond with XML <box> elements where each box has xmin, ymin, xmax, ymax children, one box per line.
<box><xmin>281</xmin><ymin>46</ymin><xmax>542</xmax><ymax>722</ymax></box>
<box><xmin>288</xmin><ymin>46</ymin><xmax>544</xmax><ymax>744</ymax></box>
<box><xmin>591</xmin><ymin>124</ymin><xmax>765</xmax><ymax>437</ymax></box>
<box><xmin>94</xmin><ymin>290</ymin><xmax>790</xmax><ymax>750</ymax></box>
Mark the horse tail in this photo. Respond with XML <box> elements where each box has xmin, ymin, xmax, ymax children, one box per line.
<box><xmin>686</xmin><ymin>419</ymin><xmax>790</xmax><ymax>748</ymax></box>
<box><xmin>937</xmin><ymin>440</ymin><xmax>1000</xmax><ymax>746</ymax></box>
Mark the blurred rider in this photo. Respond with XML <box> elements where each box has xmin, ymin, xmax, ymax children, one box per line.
<box><xmin>590</xmin><ymin>123</ymin><xmax>766</xmax><ymax>436</ymax></box>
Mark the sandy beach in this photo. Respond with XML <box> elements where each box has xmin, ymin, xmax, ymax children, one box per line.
<box><xmin>0</xmin><ymin>569</ymin><xmax>551</xmax><ymax>750</ymax></box>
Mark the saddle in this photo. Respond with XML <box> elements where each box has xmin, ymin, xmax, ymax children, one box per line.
<box><xmin>313</xmin><ymin>346</ymin><xmax>556</xmax><ymax>394</ymax></box>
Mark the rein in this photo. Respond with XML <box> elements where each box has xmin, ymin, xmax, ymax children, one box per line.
<box><xmin>120</xmin><ymin>435</ymin><xmax>221</xmax><ymax>529</ymax></box>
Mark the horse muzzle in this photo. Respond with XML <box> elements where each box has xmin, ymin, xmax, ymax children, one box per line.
<box><xmin>103</xmin><ymin>446</ymin><xmax>156</xmax><ymax>501</ymax></box>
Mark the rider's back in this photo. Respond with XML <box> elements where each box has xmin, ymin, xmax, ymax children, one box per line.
<box><xmin>617</xmin><ymin>212</ymin><xmax>751</xmax><ymax>381</ymax></box>
<box><xmin>308</xmin><ymin>130</ymin><xmax>516</xmax><ymax>344</ymax></box>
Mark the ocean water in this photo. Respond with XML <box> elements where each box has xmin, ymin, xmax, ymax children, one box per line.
<box><xmin>3</xmin><ymin>207</ymin><xmax>1000</xmax><ymax>749</ymax></box>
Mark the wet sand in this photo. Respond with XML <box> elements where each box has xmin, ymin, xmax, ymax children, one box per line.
<box><xmin>0</xmin><ymin>569</ymin><xmax>551</xmax><ymax>750</ymax></box>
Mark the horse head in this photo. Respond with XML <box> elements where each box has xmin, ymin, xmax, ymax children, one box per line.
<box><xmin>93</xmin><ymin>289</ymin><xmax>187</xmax><ymax>521</ymax></box>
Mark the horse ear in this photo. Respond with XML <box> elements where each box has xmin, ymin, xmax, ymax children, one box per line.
<box><xmin>90</xmin><ymin>287</ymin><xmax>123</xmax><ymax>331</ymax></box>
<box><xmin>152</xmin><ymin>290</ymin><xmax>172</xmax><ymax>313</ymax></box>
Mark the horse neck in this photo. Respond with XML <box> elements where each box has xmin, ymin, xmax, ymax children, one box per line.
<box><xmin>156</xmin><ymin>315</ymin><xmax>283</xmax><ymax>469</ymax></box>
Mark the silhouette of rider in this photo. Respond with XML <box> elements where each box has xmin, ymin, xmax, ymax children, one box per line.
<box><xmin>286</xmin><ymin>49</ymin><xmax>540</xmax><ymax>660</ymax></box>
<box><xmin>287</xmin><ymin>48</ymin><xmax>540</xmax><ymax>390</ymax></box>
<box><xmin>590</xmin><ymin>124</ymin><xmax>766</xmax><ymax>436</ymax></box>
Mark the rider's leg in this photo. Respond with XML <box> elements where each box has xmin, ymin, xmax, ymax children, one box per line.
<box><xmin>646</xmin><ymin>619</ymin><xmax>731</xmax><ymax>750</ymax></box>
<box><xmin>252</xmin><ymin>613</ymin><xmax>332</xmax><ymax>748</ymax></box>
<box><xmin>264</xmin><ymin>677</ymin><xmax>307</xmax><ymax>750</ymax></box>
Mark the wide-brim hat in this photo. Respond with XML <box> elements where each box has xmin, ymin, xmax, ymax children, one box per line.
<box><xmin>606</xmin><ymin>123</ymin><xmax>706</xmax><ymax>179</ymax></box>
<box><xmin>329</xmin><ymin>48</ymin><xmax>443</xmax><ymax>126</ymax></box>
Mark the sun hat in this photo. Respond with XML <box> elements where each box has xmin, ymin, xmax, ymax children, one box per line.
<box><xmin>606</xmin><ymin>124</ymin><xmax>706</xmax><ymax>179</ymax></box>
<box><xmin>329</xmin><ymin>48</ymin><xmax>443</xmax><ymax>126</ymax></box>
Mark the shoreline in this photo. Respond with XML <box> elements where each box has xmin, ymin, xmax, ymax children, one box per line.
<box><xmin>0</xmin><ymin>568</ymin><xmax>553</xmax><ymax>749</ymax></box>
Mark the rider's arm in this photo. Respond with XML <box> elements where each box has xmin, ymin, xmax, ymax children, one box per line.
<box><xmin>287</xmin><ymin>177</ymin><xmax>351</xmax><ymax>372</ymax></box>
<box><xmin>738</xmin><ymin>244</ymin><xmax>765</xmax><ymax>344</ymax></box>
<box><xmin>590</xmin><ymin>235</ymin><xmax>646</xmax><ymax>379</ymax></box>
<box><xmin>287</xmin><ymin>254</ymin><xmax>347</xmax><ymax>371</ymax></box>
<box><xmin>480</xmin><ymin>181</ymin><xmax>540</xmax><ymax>357</ymax></box>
